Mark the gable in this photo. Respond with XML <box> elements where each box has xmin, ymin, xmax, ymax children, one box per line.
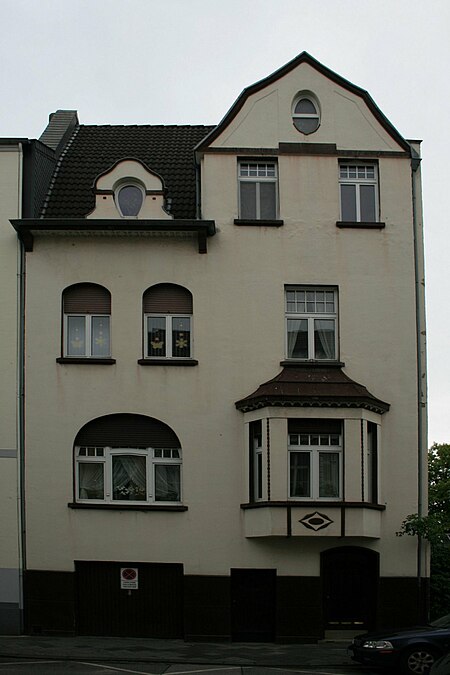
<box><xmin>198</xmin><ymin>53</ymin><xmax>410</xmax><ymax>154</ymax></box>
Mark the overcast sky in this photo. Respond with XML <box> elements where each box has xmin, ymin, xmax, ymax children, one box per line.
<box><xmin>1</xmin><ymin>0</ymin><xmax>449</xmax><ymax>445</ymax></box>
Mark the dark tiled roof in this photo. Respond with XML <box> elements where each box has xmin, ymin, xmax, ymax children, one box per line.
<box><xmin>235</xmin><ymin>366</ymin><xmax>390</xmax><ymax>414</ymax></box>
<box><xmin>42</xmin><ymin>124</ymin><xmax>214</xmax><ymax>220</ymax></box>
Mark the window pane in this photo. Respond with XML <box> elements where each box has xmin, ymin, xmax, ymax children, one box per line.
<box><xmin>147</xmin><ymin>317</ymin><xmax>166</xmax><ymax>357</ymax></box>
<box><xmin>155</xmin><ymin>464</ymin><xmax>180</xmax><ymax>501</ymax></box>
<box><xmin>293</xmin><ymin>117</ymin><xmax>319</xmax><ymax>134</ymax></box>
<box><xmin>341</xmin><ymin>184</ymin><xmax>357</xmax><ymax>221</ymax></box>
<box><xmin>112</xmin><ymin>455</ymin><xmax>146</xmax><ymax>501</ymax></box>
<box><xmin>360</xmin><ymin>184</ymin><xmax>376</xmax><ymax>221</ymax></box>
<box><xmin>290</xmin><ymin>452</ymin><xmax>310</xmax><ymax>497</ymax></box>
<box><xmin>91</xmin><ymin>316</ymin><xmax>110</xmax><ymax>357</ymax></box>
<box><xmin>172</xmin><ymin>317</ymin><xmax>191</xmax><ymax>357</ymax></box>
<box><xmin>294</xmin><ymin>98</ymin><xmax>317</xmax><ymax>115</ymax></box>
<box><xmin>260</xmin><ymin>182</ymin><xmax>276</xmax><ymax>219</ymax></box>
<box><xmin>240</xmin><ymin>182</ymin><xmax>257</xmax><ymax>219</ymax></box>
<box><xmin>287</xmin><ymin>319</ymin><xmax>308</xmax><ymax>358</ymax></box>
<box><xmin>67</xmin><ymin>316</ymin><xmax>86</xmax><ymax>356</ymax></box>
<box><xmin>117</xmin><ymin>185</ymin><xmax>143</xmax><ymax>216</ymax></box>
<box><xmin>256</xmin><ymin>453</ymin><xmax>263</xmax><ymax>499</ymax></box>
<box><xmin>319</xmin><ymin>453</ymin><xmax>340</xmax><ymax>498</ymax></box>
<box><xmin>79</xmin><ymin>462</ymin><xmax>104</xmax><ymax>500</ymax></box>
<box><xmin>314</xmin><ymin>319</ymin><xmax>335</xmax><ymax>359</ymax></box>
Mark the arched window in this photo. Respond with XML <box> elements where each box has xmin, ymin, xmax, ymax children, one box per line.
<box><xmin>74</xmin><ymin>414</ymin><xmax>182</xmax><ymax>504</ymax></box>
<box><xmin>62</xmin><ymin>283</ymin><xmax>111</xmax><ymax>358</ymax></box>
<box><xmin>143</xmin><ymin>284</ymin><xmax>193</xmax><ymax>360</ymax></box>
<box><xmin>114</xmin><ymin>182</ymin><xmax>145</xmax><ymax>217</ymax></box>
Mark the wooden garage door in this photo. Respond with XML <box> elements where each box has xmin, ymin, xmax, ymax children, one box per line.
<box><xmin>75</xmin><ymin>561</ymin><xmax>183</xmax><ymax>638</ymax></box>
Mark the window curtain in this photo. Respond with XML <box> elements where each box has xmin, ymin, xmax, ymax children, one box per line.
<box><xmin>319</xmin><ymin>453</ymin><xmax>339</xmax><ymax>498</ymax></box>
<box><xmin>79</xmin><ymin>463</ymin><xmax>104</xmax><ymax>499</ymax></box>
<box><xmin>112</xmin><ymin>455</ymin><xmax>146</xmax><ymax>501</ymax></box>
<box><xmin>155</xmin><ymin>465</ymin><xmax>180</xmax><ymax>501</ymax></box>
<box><xmin>314</xmin><ymin>319</ymin><xmax>335</xmax><ymax>359</ymax></box>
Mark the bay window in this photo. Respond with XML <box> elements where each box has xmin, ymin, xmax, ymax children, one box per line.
<box><xmin>288</xmin><ymin>421</ymin><xmax>342</xmax><ymax>500</ymax></box>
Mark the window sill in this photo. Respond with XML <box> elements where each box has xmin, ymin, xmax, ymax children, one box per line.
<box><xmin>280</xmin><ymin>360</ymin><xmax>345</xmax><ymax>368</ymax></box>
<box><xmin>241</xmin><ymin>500</ymin><xmax>385</xmax><ymax>510</ymax></box>
<box><xmin>56</xmin><ymin>357</ymin><xmax>116</xmax><ymax>365</ymax></box>
<box><xmin>137</xmin><ymin>359</ymin><xmax>198</xmax><ymax>366</ymax></box>
<box><xmin>234</xmin><ymin>219</ymin><xmax>284</xmax><ymax>227</ymax></box>
<box><xmin>336</xmin><ymin>221</ymin><xmax>385</xmax><ymax>229</ymax></box>
<box><xmin>68</xmin><ymin>502</ymin><xmax>188</xmax><ymax>511</ymax></box>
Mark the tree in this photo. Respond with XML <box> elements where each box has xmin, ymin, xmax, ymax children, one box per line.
<box><xmin>397</xmin><ymin>443</ymin><xmax>450</xmax><ymax>618</ymax></box>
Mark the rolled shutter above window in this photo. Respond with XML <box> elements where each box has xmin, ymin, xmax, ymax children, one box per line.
<box><xmin>143</xmin><ymin>284</ymin><xmax>192</xmax><ymax>314</ymax></box>
<box><xmin>63</xmin><ymin>283</ymin><xmax>111</xmax><ymax>314</ymax></box>
<box><xmin>75</xmin><ymin>413</ymin><xmax>181</xmax><ymax>448</ymax></box>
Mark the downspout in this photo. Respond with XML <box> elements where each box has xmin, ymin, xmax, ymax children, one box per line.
<box><xmin>410</xmin><ymin>145</ymin><xmax>427</xmax><ymax>618</ymax></box>
<box><xmin>16</xmin><ymin>143</ymin><xmax>26</xmax><ymax>633</ymax></box>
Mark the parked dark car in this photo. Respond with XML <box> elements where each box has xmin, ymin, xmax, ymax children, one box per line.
<box><xmin>349</xmin><ymin>614</ymin><xmax>450</xmax><ymax>674</ymax></box>
<box><xmin>430</xmin><ymin>652</ymin><xmax>450</xmax><ymax>675</ymax></box>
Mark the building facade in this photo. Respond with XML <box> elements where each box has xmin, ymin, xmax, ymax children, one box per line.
<box><xmin>10</xmin><ymin>53</ymin><xmax>427</xmax><ymax>640</ymax></box>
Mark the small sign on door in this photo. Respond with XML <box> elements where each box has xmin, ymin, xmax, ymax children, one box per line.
<box><xmin>120</xmin><ymin>567</ymin><xmax>138</xmax><ymax>590</ymax></box>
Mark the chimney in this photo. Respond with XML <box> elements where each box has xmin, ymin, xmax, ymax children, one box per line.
<box><xmin>39</xmin><ymin>110</ymin><xmax>79</xmax><ymax>155</ymax></box>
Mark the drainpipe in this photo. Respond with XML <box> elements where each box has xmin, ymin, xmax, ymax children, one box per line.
<box><xmin>410</xmin><ymin>144</ymin><xmax>427</xmax><ymax>618</ymax></box>
<box><xmin>16</xmin><ymin>142</ymin><xmax>26</xmax><ymax>633</ymax></box>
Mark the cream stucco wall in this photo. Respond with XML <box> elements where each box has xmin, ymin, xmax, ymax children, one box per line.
<box><xmin>22</xmin><ymin>62</ymin><xmax>424</xmax><ymax>584</ymax></box>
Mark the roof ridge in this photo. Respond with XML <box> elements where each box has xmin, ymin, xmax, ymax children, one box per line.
<box><xmin>77</xmin><ymin>123</ymin><xmax>215</xmax><ymax>130</ymax></box>
<box><xmin>40</xmin><ymin>125</ymin><xmax>80</xmax><ymax>218</ymax></box>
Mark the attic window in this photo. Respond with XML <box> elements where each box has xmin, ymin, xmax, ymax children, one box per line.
<box><xmin>292</xmin><ymin>95</ymin><xmax>320</xmax><ymax>135</ymax></box>
<box><xmin>115</xmin><ymin>183</ymin><xmax>144</xmax><ymax>217</ymax></box>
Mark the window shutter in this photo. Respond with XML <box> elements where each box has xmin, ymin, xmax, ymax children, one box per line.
<box><xmin>288</xmin><ymin>419</ymin><xmax>342</xmax><ymax>434</ymax></box>
<box><xmin>64</xmin><ymin>284</ymin><xmax>111</xmax><ymax>314</ymax></box>
<box><xmin>75</xmin><ymin>414</ymin><xmax>180</xmax><ymax>448</ymax></box>
<box><xmin>143</xmin><ymin>284</ymin><xmax>192</xmax><ymax>314</ymax></box>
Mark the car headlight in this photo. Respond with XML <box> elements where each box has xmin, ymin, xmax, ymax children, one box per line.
<box><xmin>362</xmin><ymin>640</ymin><xmax>394</xmax><ymax>650</ymax></box>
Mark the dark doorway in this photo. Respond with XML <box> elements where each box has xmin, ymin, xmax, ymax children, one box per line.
<box><xmin>230</xmin><ymin>568</ymin><xmax>276</xmax><ymax>641</ymax></box>
<box><xmin>75</xmin><ymin>561</ymin><xmax>183</xmax><ymax>638</ymax></box>
<box><xmin>321</xmin><ymin>546</ymin><xmax>379</xmax><ymax>630</ymax></box>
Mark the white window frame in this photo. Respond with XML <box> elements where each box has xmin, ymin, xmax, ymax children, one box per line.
<box><xmin>238</xmin><ymin>161</ymin><xmax>278</xmax><ymax>220</ymax></box>
<box><xmin>64</xmin><ymin>314</ymin><xmax>111</xmax><ymax>358</ymax></box>
<box><xmin>292</xmin><ymin>95</ymin><xmax>320</xmax><ymax>134</ymax></box>
<box><xmin>144</xmin><ymin>313</ymin><xmax>192</xmax><ymax>359</ymax></box>
<box><xmin>339</xmin><ymin>163</ymin><xmax>379</xmax><ymax>222</ymax></box>
<box><xmin>288</xmin><ymin>432</ymin><xmax>342</xmax><ymax>501</ymax></box>
<box><xmin>75</xmin><ymin>446</ymin><xmax>182</xmax><ymax>505</ymax></box>
<box><xmin>285</xmin><ymin>287</ymin><xmax>338</xmax><ymax>361</ymax></box>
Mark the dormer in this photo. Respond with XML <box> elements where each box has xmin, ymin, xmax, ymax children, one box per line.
<box><xmin>87</xmin><ymin>159</ymin><xmax>172</xmax><ymax>220</ymax></box>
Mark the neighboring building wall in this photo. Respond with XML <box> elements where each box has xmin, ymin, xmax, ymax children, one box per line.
<box><xmin>0</xmin><ymin>143</ymin><xmax>22</xmax><ymax>634</ymax></box>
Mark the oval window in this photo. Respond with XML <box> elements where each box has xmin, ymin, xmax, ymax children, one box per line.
<box><xmin>117</xmin><ymin>184</ymin><xmax>144</xmax><ymax>217</ymax></box>
<box><xmin>292</xmin><ymin>97</ymin><xmax>320</xmax><ymax>134</ymax></box>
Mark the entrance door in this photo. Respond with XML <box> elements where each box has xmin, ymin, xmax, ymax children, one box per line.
<box><xmin>230</xmin><ymin>568</ymin><xmax>276</xmax><ymax>641</ymax></box>
<box><xmin>75</xmin><ymin>561</ymin><xmax>183</xmax><ymax>637</ymax></box>
<box><xmin>321</xmin><ymin>547</ymin><xmax>378</xmax><ymax>630</ymax></box>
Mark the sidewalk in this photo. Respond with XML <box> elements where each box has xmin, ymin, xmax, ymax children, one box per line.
<box><xmin>0</xmin><ymin>635</ymin><xmax>355</xmax><ymax>668</ymax></box>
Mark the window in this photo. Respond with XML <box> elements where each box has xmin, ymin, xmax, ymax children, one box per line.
<box><xmin>73</xmin><ymin>414</ymin><xmax>183</xmax><ymax>506</ymax></box>
<box><xmin>292</xmin><ymin>95</ymin><xmax>320</xmax><ymax>134</ymax></box>
<box><xmin>339</xmin><ymin>164</ymin><xmax>378</xmax><ymax>222</ymax></box>
<box><xmin>238</xmin><ymin>162</ymin><xmax>277</xmax><ymax>220</ymax></box>
<box><xmin>249</xmin><ymin>420</ymin><xmax>263</xmax><ymax>501</ymax></box>
<box><xmin>115</xmin><ymin>182</ymin><xmax>144</xmax><ymax>217</ymax></box>
<box><xmin>288</xmin><ymin>421</ymin><xmax>342</xmax><ymax>500</ymax></box>
<box><xmin>285</xmin><ymin>287</ymin><xmax>337</xmax><ymax>360</ymax></box>
<box><xmin>63</xmin><ymin>284</ymin><xmax>111</xmax><ymax>358</ymax></box>
<box><xmin>143</xmin><ymin>284</ymin><xmax>193</xmax><ymax>360</ymax></box>
<box><xmin>76</xmin><ymin>447</ymin><xmax>182</xmax><ymax>504</ymax></box>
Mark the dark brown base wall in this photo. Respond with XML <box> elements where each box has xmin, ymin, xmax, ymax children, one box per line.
<box><xmin>23</xmin><ymin>569</ymin><xmax>429</xmax><ymax>640</ymax></box>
